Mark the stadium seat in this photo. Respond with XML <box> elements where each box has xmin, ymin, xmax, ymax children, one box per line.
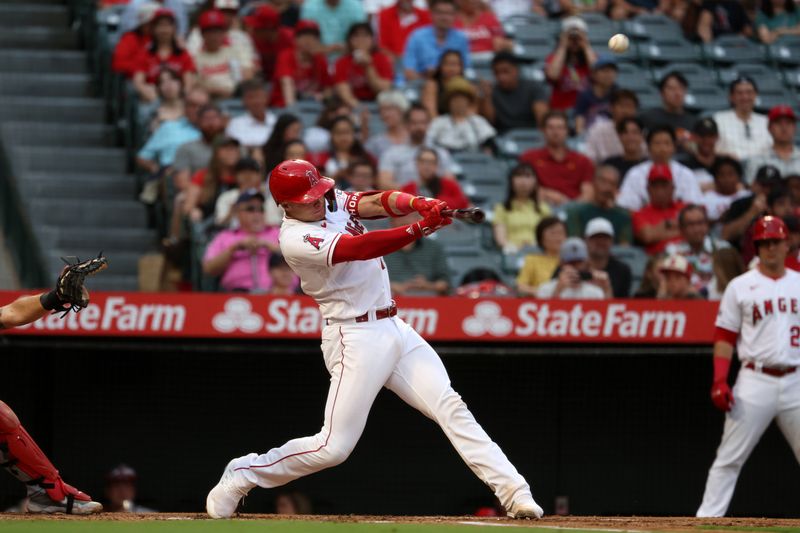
<box><xmin>580</xmin><ymin>12</ymin><xmax>618</xmax><ymax>43</ymax></box>
<box><xmin>611</xmin><ymin>245</ymin><xmax>648</xmax><ymax>292</ymax></box>
<box><xmin>514</xmin><ymin>36</ymin><xmax>554</xmax><ymax>63</ymax></box>
<box><xmin>639</xmin><ymin>38</ymin><xmax>702</xmax><ymax>65</ymax></box>
<box><xmin>702</xmin><ymin>35</ymin><xmax>768</xmax><ymax>66</ymax></box>
<box><xmin>634</xmin><ymin>84</ymin><xmax>662</xmax><ymax>109</ymax></box>
<box><xmin>684</xmin><ymin>86</ymin><xmax>729</xmax><ymax>114</ymax></box>
<box><xmin>717</xmin><ymin>64</ymin><xmax>786</xmax><ymax>92</ymax></box>
<box><xmin>496</xmin><ymin>128</ymin><xmax>544</xmax><ymax>158</ymax></box>
<box><xmin>616</xmin><ymin>63</ymin><xmax>654</xmax><ymax>91</ymax></box>
<box><xmin>218</xmin><ymin>98</ymin><xmax>245</xmax><ymax>117</ymax></box>
<box><xmin>430</xmin><ymin>221</ymin><xmax>485</xmax><ymax>253</ymax></box>
<box><xmin>520</xmin><ymin>63</ymin><xmax>547</xmax><ymax>83</ymax></box>
<box><xmin>445</xmin><ymin>248</ymin><xmax>503</xmax><ymax>289</ymax></box>
<box><xmin>462</xmin><ymin>180</ymin><xmax>507</xmax><ymax>210</ymax></box>
<box><xmin>503</xmin><ymin>16</ymin><xmax>554</xmax><ymax>40</ymax></box>
<box><xmin>754</xmin><ymin>87</ymin><xmax>797</xmax><ymax>113</ymax></box>
<box><xmin>651</xmin><ymin>62</ymin><xmax>718</xmax><ymax>90</ymax></box>
<box><xmin>589</xmin><ymin>35</ymin><xmax>639</xmax><ymax>63</ymax></box>
<box><xmin>768</xmin><ymin>39</ymin><xmax>800</xmax><ymax>67</ymax></box>
<box><xmin>623</xmin><ymin>13</ymin><xmax>682</xmax><ymax>42</ymax></box>
<box><xmin>452</xmin><ymin>152</ymin><xmax>507</xmax><ymax>184</ymax></box>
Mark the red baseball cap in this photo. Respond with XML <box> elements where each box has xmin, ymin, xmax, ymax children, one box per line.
<box><xmin>295</xmin><ymin>19</ymin><xmax>321</xmax><ymax>36</ymax></box>
<box><xmin>199</xmin><ymin>9</ymin><xmax>227</xmax><ymax>30</ymax></box>
<box><xmin>244</xmin><ymin>5</ymin><xmax>279</xmax><ymax>30</ymax></box>
<box><xmin>768</xmin><ymin>105</ymin><xmax>796</xmax><ymax>123</ymax></box>
<box><xmin>659</xmin><ymin>254</ymin><xmax>693</xmax><ymax>278</ymax></box>
<box><xmin>648</xmin><ymin>163</ymin><xmax>673</xmax><ymax>182</ymax></box>
<box><xmin>151</xmin><ymin>7</ymin><xmax>175</xmax><ymax>22</ymax></box>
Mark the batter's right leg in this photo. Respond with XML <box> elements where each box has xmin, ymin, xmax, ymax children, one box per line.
<box><xmin>207</xmin><ymin>322</ymin><xmax>402</xmax><ymax>518</ymax></box>
<box><xmin>696</xmin><ymin>371</ymin><xmax>778</xmax><ymax>517</ymax></box>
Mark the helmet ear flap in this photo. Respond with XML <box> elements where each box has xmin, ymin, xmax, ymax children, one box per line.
<box><xmin>325</xmin><ymin>188</ymin><xmax>336</xmax><ymax>212</ymax></box>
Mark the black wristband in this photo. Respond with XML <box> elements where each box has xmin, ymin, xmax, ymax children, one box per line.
<box><xmin>40</xmin><ymin>290</ymin><xmax>64</xmax><ymax>311</ymax></box>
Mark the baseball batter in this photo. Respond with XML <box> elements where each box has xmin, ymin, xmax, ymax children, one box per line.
<box><xmin>697</xmin><ymin>216</ymin><xmax>800</xmax><ymax>517</ymax></box>
<box><xmin>206</xmin><ymin>160</ymin><xmax>543</xmax><ymax>520</ymax></box>
<box><xmin>0</xmin><ymin>256</ymin><xmax>107</xmax><ymax>514</ymax></box>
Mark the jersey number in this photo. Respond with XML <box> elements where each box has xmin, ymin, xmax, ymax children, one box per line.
<box><xmin>792</xmin><ymin>326</ymin><xmax>800</xmax><ymax>348</ymax></box>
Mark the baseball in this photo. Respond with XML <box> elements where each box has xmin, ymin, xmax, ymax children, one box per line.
<box><xmin>608</xmin><ymin>33</ymin><xmax>629</xmax><ymax>53</ymax></box>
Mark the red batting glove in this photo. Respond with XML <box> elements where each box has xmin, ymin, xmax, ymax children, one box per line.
<box><xmin>413</xmin><ymin>197</ymin><xmax>448</xmax><ymax>219</ymax></box>
<box><xmin>710</xmin><ymin>381</ymin><xmax>734</xmax><ymax>412</ymax></box>
<box><xmin>410</xmin><ymin>210</ymin><xmax>452</xmax><ymax>237</ymax></box>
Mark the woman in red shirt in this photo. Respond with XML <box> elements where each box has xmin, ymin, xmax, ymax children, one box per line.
<box><xmin>334</xmin><ymin>22</ymin><xmax>393</xmax><ymax>107</ymax></box>
<box><xmin>401</xmin><ymin>146</ymin><xmax>470</xmax><ymax>209</ymax></box>
<box><xmin>132</xmin><ymin>8</ymin><xmax>195</xmax><ymax>102</ymax></box>
<box><xmin>269</xmin><ymin>20</ymin><xmax>331</xmax><ymax>108</ymax></box>
<box><xmin>454</xmin><ymin>0</ymin><xmax>513</xmax><ymax>55</ymax></box>
<box><xmin>112</xmin><ymin>3</ymin><xmax>156</xmax><ymax>78</ymax></box>
<box><xmin>544</xmin><ymin>17</ymin><xmax>597</xmax><ymax>111</ymax></box>
<box><xmin>376</xmin><ymin>0</ymin><xmax>431</xmax><ymax>60</ymax></box>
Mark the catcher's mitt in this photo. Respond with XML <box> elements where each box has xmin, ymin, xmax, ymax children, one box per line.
<box><xmin>52</xmin><ymin>254</ymin><xmax>108</xmax><ymax>317</ymax></box>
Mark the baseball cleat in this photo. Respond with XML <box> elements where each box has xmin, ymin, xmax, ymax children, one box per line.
<box><xmin>26</xmin><ymin>488</ymin><xmax>103</xmax><ymax>515</ymax></box>
<box><xmin>206</xmin><ymin>459</ymin><xmax>252</xmax><ymax>519</ymax></box>
<box><xmin>507</xmin><ymin>501</ymin><xmax>544</xmax><ymax>519</ymax></box>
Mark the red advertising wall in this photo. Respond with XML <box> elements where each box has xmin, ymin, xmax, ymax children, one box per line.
<box><xmin>0</xmin><ymin>291</ymin><xmax>719</xmax><ymax>343</ymax></box>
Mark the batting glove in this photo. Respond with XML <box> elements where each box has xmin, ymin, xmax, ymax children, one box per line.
<box><xmin>710</xmin><ymin>381</ymin><xmax>734</xmax><ymax>412</ymax></box>
<box><xmin>411</xmin><ymin>210</ymin><xmax>453</xmax><ymax>237</ymax></box>
<box><xmin>414</xmin><ymin>197</ymin><xmax>449</xmax><ymax>219</ymax></box>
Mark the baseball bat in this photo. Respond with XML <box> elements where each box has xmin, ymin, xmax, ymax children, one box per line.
<box><xmin>442</xmin><ymin>208</ymin><xmax>486</xmax><ymax>223</ymax></box>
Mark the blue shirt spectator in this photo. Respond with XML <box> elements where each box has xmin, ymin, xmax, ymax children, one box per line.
<box><xmin>299</xmin><ymin>0</ymin><xmax>366</xmax><ymax>49</ymax></box>
<box><xmin>137</xmin><ymin>117</ymin><xmax>200</xmax><ymax>167</ymax></box>
<box><xmin>403</xmin><ymin>26</ymin><xmax>471</xmax><ymax>78</ymax></box>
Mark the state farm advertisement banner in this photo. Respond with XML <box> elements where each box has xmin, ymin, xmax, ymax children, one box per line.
<box><xmin>0</xmin><ymin>291</ymin><xmax>719</xmax><ymax>344</ymax></box>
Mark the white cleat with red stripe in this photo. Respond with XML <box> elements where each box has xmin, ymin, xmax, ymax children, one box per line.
<box><xmin>206</xmin><ymin>459</ymin><xmax>252</xmax><ymax>519</ymax></box>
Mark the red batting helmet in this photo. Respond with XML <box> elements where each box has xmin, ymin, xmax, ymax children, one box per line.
<box><xmin>752</xmin><ymin>215</ymin><xmax>788</xmax><ymax>242</ymax></box>
<box><xmin>269</xmin><ymin>159</ymin><xmax>334</xmax><ymax>204</ymax></box>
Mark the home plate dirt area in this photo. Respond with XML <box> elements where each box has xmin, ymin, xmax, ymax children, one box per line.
<box><xmin>1</xmin><ymin>513</ymin><xmax>800</xmax><ymax>532</ymax></box>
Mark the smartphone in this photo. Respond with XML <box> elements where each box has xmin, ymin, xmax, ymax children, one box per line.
<box><xmin>578</xmin><ymin>270</ymin><xmax>593</xmax><ymax>281</ymax></box>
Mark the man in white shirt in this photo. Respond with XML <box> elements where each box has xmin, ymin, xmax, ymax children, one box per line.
<box><xmin>224</xmin><ymin>79</ymin><xmax>276</xmax><ymax>149</ymax></box>
<box><xmin>537</xmin><ymin>237</ymin><xmax>610</xmax><ymax>299</ymax></box>
<box><xmin>617</xmin><ymin>125</ymin><xmax>704</xmax><ymax>211</ymax></box>
<box><xmin>744</xmin><ymin>105</ymin><xmax>800</xmax><ymax>184</ymax></box>
<box><xmin>713</xmin><ymin>77</ymin><xmax>771</xmax><ymax>161</ymax></box>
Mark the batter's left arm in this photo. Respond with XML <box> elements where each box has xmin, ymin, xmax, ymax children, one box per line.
<box><xmin>0</xmin><ymin>294</ymin><xmax>49</xmax><ymax>330</ymax></box>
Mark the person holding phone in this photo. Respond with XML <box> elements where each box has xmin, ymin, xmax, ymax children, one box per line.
<box><xmin>535</xmin><ymin>237</ymin><xmax>612</xmax><ymax>299</ymax></box>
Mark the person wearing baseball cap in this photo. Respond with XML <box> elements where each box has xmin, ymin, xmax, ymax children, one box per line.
<box><xmin>719</xmin><ymin>164</ymin><xmax>783</xmax><ymax>248</ymax></box>
<box><xmin>269</xmin><ymin>20</ymin><xmax>332</xmax><ymax>107</ymax></box>
<box><xmin>632</xmin><ymin>163</ymin><xmax>687</xmax><ymax>255</ymax></box>
<box><xmin>243</xmin><ymin>4</ymin><xmax>295</xmax><ymax>80</ymax></box>
<box><xmin>544</xmin><ymin>15</ymin><xmax>595</xmax><ymax>111</ymax></box>
<box><xmin>536</xmin><ymin>237</ymin><xmax>610</xmax><ymax>299</ymax></box>
<box><xmin>584</xmin><ymin>217</ymin><xmax>632</xmax><ymax>297</ymax></box>
<box><xmin>186</xmin><ymin>0</ymin><xmax>258</xmax><ymax>79</ymax></box>
<box><xmin>658</xmin><ymin>254</ymin><xmax>701</xmax><ymax>299</ymax></box>
<box><xmin>712</xmin><ymin>76</ymin><xmax>771</xmax><ymax>160</ymax></box>
<box><xmin>574</xmin><ymin>54</ymin><xmax>618</xmax><ymax>135</ymax></box>
<box><xmin>119</xmin><ymin>0</ymin><xmax>188</xmax><ymax>37</ymax></box>
<box><xmin>105</xmin><ymin>464</ymin><xmax>156</xmax><ymax>513</ymax></box>
<box><xmin>193</xmin><ymin>9</ymin><xmax>254</xmax><ymax>99</ymax></box>
<box><xmin>745</xmin><ymin>104</ymin><xmax>800</xmax><ymax>184</ymax></box>
<box><xmin>676</xmin><ymin>117</ymin><xmax>719</xmax><ymax>188</ymax></box>
<box><xmin>112</xmin><ymin>2</ymin><xmax>160</xmax><ymax>78</ymax></box>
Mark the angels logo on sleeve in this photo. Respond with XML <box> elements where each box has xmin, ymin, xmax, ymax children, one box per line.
<box><xmin>303</xmin><ymin>234</ymin><xmax>325</xmax><ymax>250</ymax></box>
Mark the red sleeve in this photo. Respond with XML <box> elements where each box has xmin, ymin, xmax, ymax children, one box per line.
<box><xmin>400</xmin><ymin>182</ymin><xmax>418</xmax><ymax>196</ymax></box>
<box><xmin>482</xmin><ymin>11</ymin><xmax>504</xmax><ymax>36</ymax></box>
<box><xmin>112</xmin><ymin>33</ymin><xmax>141</xmax><ymax>76</ymax></box>
<box><xmin>373</xmin><ymin>52</ymin><xmax>394</xmax><ymax>80</ymax></box>
<box><xmin>377</xmin><ymin>9</ymin><xmax>398</xmax><ymax>56</ymax></box>
<box><xmin>333</xmin><ymin>55</ymin><xmax>350</xmax><ymax>84</ymax></box>
<box><xmin>180</xmin><ymin>50</ymin><xmax>196</xmax><ymax>74</ymax></box>
<box><xmin>714</xmin><ymin>326</ymin><xmax>738</xmax><ymax>344</ymax></box>
<box><xmin>332</xmin><ymin>224</ymin><xmax>423</xmax><ymax>264</ymax></box>
<box><xmin>191</xmin><ymin>168</ymin><xmax>207</xmax><ymax>187</ymax></box>
<box><xmin>132</xmin><ymin>49</ymin><xmax>152</xmax><ymax>75</ymax></box>
<box><xmin>442</xmin><ymin>179</ymin><xmax>469</xmax><ymax>209</ymax></box>
<box><xmin>581</xmin><ymin>155</ymin><xmax>595</xmax><ymax>183</ymax></box>
<box><xmin>274</xmin><ymin>49</ymin><xmax>295</xmax><ymax>79</ymax></box>
<box><xmin>518</xmin><ymin>149</ymin><xmax>536</xmax><ymax>167</ymax></box>
<box><xmin>316</xmin><ymin>54</ymin><xmax>332</xmax><ymax>88</ymax></box>
<box><xmin>631</xmin><ymin>210</ymin><xmax>646</xmax><ymax>235</ymax></box>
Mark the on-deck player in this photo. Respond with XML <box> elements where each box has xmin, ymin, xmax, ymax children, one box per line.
<box><xmin>1</xmin><ymin>274</ymin><xmax>105</xmax><ymax>514</ymax></box>
<box><xmin>206</xmin><ymin>160</ymin><xmax>543</xmax><ymax>520</ymax></box>
<box><xmin>697</xmin><ymin>216</ymin><xmax>800</xmax><ymax>517</ymax></box>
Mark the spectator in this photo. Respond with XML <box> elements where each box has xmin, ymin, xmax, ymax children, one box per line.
<box><xmin>365</xmin><ymin>90</ymin><xmax>410</xmax><ymax>159</ymax></box>
<box><xmin>243</xmin><ymin>4</ymin><xmax>294</xmax><ymax>80</ymax></box>
<box><xmin>565</xmin><ymin>165</ymin><xmax>633</xmax><ymax>244</ymax></box>
<box><xmin>665</xmin><ymin>204</ymin><xmax>730</xmax><ymax>296</ymax></box>
<box><xmin>785</xmin><ymin>215</ymin><xmax>800</xmax><ymax>270</ymax></box>
<box><xmin>536</xmin><ymin>237</ymin><xmax>610</xmax><ymax>299</ymax></box>
<box><xmin>104</xmin><ymin>464</ymin><xmax>156</xmax><ymax>513</ymax></box>
<box><xmin>214</xmin><ymin>157</ymin><xmax>270</xmax><ymax>228</ymax></box>
<box><xmin>403</xmin><ymin>0</ymin><xmax>471</xmax><ymax>81</ymax></box>
<box><xmin>270</xmin><ymin>0</ymin><xmax>300</xmax><ymax>28</ymax></box>
<box><xmin>720</xmin><ymin>164</ymin><xmax>782</xmax><ymax>244</ymax></box>
<box><xmin>657</xmin><ymin>254</ymin><xmax>702</xmax><ymax>299</ymax></box>
<box><xmin>376</xmin><ymin>0</ymin><xmax>432</xmax><ymax>61</ymax></box>
<box><xmin>192</xmin><ymin>9</ymin><xmax>252</xmax><ymax>99</ymax></box>
<box><xmin>676</xmin><ymin>117</ymin><xmax>720</xmax><ymax>191</ymax></box>
<box><xmin>333</xmin><ymin>22</ymin><xmax>394</xmax><ymax>107</ymax></box>
<box><xmin>183</xmin><ymin>135</ymin><xmax>241</xmax><ymax>226</ymax></box>
<box><xmin>274</xmin><ymin>492</ymin><xmax>313</xmax><ymax>514</ymax></box>
<box><xmin>584</xmin><ymin>217</ymin><xmax>632</xmax><ymax>297</ymax></box>
<box><xmin>712</xmin><ymin>77</ymin><xmax>771</xmax><ymax>160</ymax></box>
<box><xmin>300</xmin><ymin>0</ymin><xmax>367</xmax><ymax>55</ymax></box>
<box><xmin>702</xmin><ymin>156</ymin><xmax>750</xmax><ymax>223</ymax></box>
<box><xmin>426</xmin><ymin>77</ymin><xmax>497</xmax><ymax>154</ymax></box>
<box><xmin>378</xmin><ymin>104</ymin><xmax>456</xmax><ymax>189</ymax></box>
<box><xmin>456</xmin><ymin>268</ymin><xmax>514</xmax><ymax>298</ymax></box>
<box><xmin>608</xmin><ymin>0</ymin><xmax>660</xmax><ymax>20</ymax></box>
<box><xmin>262</xmin><ymin>114</ymin><xmax>303</xmax><ymax>173</ymax></box>
<box><xmin>493</xmin><ymin>163</ymin><xmax>552</xmax><ymax>253</ymax></box>
<box><xmin>586</xmin><ymin>89</ymin><xmax>640</xmax><ymax>163</ymax></box>
<box><xmin>574</xmin><ymin>55</ymin><xmax>618</xmax><ymax>135</ymax></box>
<box><xmin>136</xmin><ymin>88</ymin><xmax>209</xmax><ymax>203</ymax></box>
<box><xmin>112</xmin><ymin>2</ymin><xmax>158</xmax><ymax>78</ymax></box>
<box><xmin>454</xmin><ymin>0</ymin><xmax>512</xmax><ymax>56</ymax></box>
<box><xmin>740</xmin><ymin>187</ymin><xmax>794</xmax><ymax>263</ymax></box>
<box><xmin>343</xmin><ymin>159</ymin><xmax>377</xmax><ymax>192</ymax></box>
<box><xmin>544</xmin><ymin>17</ymin><xmax>597</xmax><ymax>112</ymax></box>
<box><xmin>639</xmin><ymin>71</ymin><xmax>696</xmax><ymax>143</ymax></box>
<box><xmin>187</xmin><ymin>0</ymin><xmax>257</xmax><ymax>79</ymax></box>
<box><xmin>400</xmin><ymin>147</ymin><xmax>470</xmax><ymax>207</ymax></box>
<box><xmin>149</xmin><ymin>67</ymin><xmax>185</xmax><ymax>131</ymax></box>
<box><xmin>120</xmin><ymin>0</ymin><xmax>188</xmax><ymax>36</ymax></box>
<box><xmin>519</xmin><ymin>110</ymin><xmax>595</xmax><ymax>206</ymax></box>
<box><xmin>601</xmin><ymin>116</ymin><xmax>648</xmax><ymax>179</ymax></box>
<box><xmin>281</xmin><ymin>139</ymin><xmax>310</xmax><ymax>163</ymax></box>
<box><xmin>315</xmin><ymin>116</ymin><xmax>373</xmax><ymax>184</ymax></box>
<box><xmin>202</xmin><ymin>189</ymin><xmax>282</xmax><ymax>292</ymax></box>
<box><xmin>788</xmin><ymin>174</ymin><xmax>800</xmax><ymax>209</ymax></box>
<box><xmin>270</xmin><ymin>20</ymin><xmax>332</xmax><ymax>108</ymax></box>
<box><xmin>303</xmin><ymin>95</ymin><xmax>359</xmax><ymax>153</ymax></box>
<box><xmin>225</xmin><ymin>79</ymin><xmax>276</xmax><ymax>151</ymax></box>
<box><xmin>479</xmin><ymin>51</ymin><xmax>548</xmax><ymax>133</ymax></box>
<box><xmin>757</xmin><ymin>0</ymin><xmax>800</xmax><ymax>43</ymax></box>
<box><xmin>132</xmin><ymin>8</ymin><xmax>195</xmax><ymax>103</ymax></box>
<box><xmin>696</xmin><ymin>0</ymin><xmax>752</xmax><ymax>43</ymax></box>
<box><xmin>632</xmin><ymin>163</ymin><xmax>686</xmax><ymax>255</ymax></box>
<box><xmin>516</xmin><ymin>216</ymin><xmax>568</xmax><ymax>296</ymax></box>
<box><xmin>173</xmin><ymin>103</ymin><xmax>226</xmax><ymax>192</ymax></box>
<box><xmin>633</xmin><ymin>255</ymin><xmax>662</xmax><ymax>298</ymax></box>
<box><xmin>745</xmin><ymin>106</ymin><xmax>800</xmax><ymax>184</ymax></box>
<box><xmin>422</xmin><ymin>50</ymin><xmax>466</xmax><ymax>118</ymax></box>
<box><xmin>617</xmin><ymin>125</ymin><xmax>704</xmax><ymax>211</ymax></box>
<box><xmin>267</xmin><ymin>254</ymin><xmax>300</xmax><ymax>296</ymax></box>
<box><xmin>384</xmin><ymin>213</ymin><xmax>451</xmax><ymax>295</ymax></box>
<box><xmin>489</xmin><ymin>0</ymin><xmax>538</xmax><ymax>19</ymax></box>
<box><xmin>707</xmin><ymin>247</ymin><xmax>746</xmax><ymax>299</ymax></box>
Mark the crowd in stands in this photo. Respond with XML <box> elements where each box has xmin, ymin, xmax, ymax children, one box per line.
<box><xmin>100</xmin><ymin>0</ymin><xmax>800</xmax><ymax>299</ymax></box>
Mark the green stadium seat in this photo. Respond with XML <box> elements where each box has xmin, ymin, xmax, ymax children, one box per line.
<box><xmin>651</xmin><ymin>62</ymin><xmax>719</xmax><ymax>90</ymax></box>
<box><xmin>718</xmin><ymin>64</ymin><xmax>786</xmax><ymax>92</ymax></box>
<box><xmin>617</xmin><ymin>63</ymin><xmax>654</xmax><ymax>91</ymax></box>
<box><xmin>754</xmin><ymin>87</ymin><xmax>797</xmax><ymax>113</ymax></box>
<box><xmin>497</xmin><ymin>128</ymin><xmax>544</xmax><ymax>158</ymax></box>
<box><xmin>684</xmin><ymin>86</ymin><xmax>729</xmax><ymax>113</ymax></box>
<box><xmin>768</xmin><ymin>40</ymin><xmax>800</xmax><ymax>67</ymax></box>
<box><xmin>703</xmin><ymin>35</ymin><xmax>768</xmax><ymax>66</ymax></box>
<box><xmin>639</xmin><ymin>38</ymin><xmax>702</xmax><ymax>65</ymax></box>
<box><xmin>623</xmin><ymin>13</ymin><xmax>682</xmax><ymax>42</ymax></box>
<box><xmin>452</xmin><ymin>152</ymin><xmax>507</xmax><ymax>184</ymax></box>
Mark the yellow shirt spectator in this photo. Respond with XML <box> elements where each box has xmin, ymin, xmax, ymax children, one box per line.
<box><xmin>493</xmin><ymin>199</ymin><xmax>551</xmax><ymax>250</ymax></box>
<box><xmin>516</xmin><ymin>254</ymin><xmax>560</xmax><ymax>290</ymax></box>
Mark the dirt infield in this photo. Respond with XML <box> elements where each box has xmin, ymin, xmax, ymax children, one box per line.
<box><xmin>2</xmin><ymin>513</ymin><xmax>800</xmax><ymax>531</ymax></box>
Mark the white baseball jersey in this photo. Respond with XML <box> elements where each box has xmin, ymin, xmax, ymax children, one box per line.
<box><xmin>279</xmin><ymin>189</ymin><xmax>393</xmax><ymax>320</ymax></box>
<box><xmin>715</xmin><ymin>268</ymin><xmax>800</xmax><ymax>367</ymax></box>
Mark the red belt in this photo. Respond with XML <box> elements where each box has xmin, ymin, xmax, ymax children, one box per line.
<box><xmin>744</xmin><ymin>362</ymin><xmax>797</xmax><ymax>377</ymax></box>
<box><xmin>326</xmin><ymin>304</ymin><xmax>397</xmax><ymax>325</ymax></box>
